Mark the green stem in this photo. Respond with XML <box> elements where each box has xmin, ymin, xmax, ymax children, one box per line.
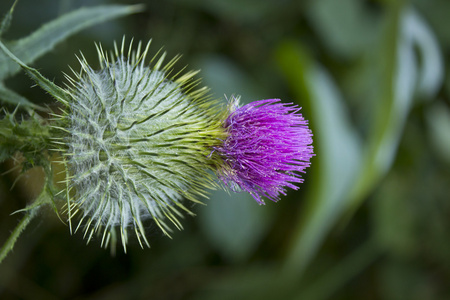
<box><xmin>0</xmin><ymin>208</ymin><xmax>38</xmax><ymax>264</ymax></box>
<box><xmin>0</xmin><ymin>181</ymin><xmax>53</xmax><ymax>264</ymax></box>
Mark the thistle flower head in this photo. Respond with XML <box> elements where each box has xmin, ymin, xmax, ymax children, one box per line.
<box><xmin>214</xmin><ymin>96</ymin><xmax>314</xmax><ymax>204</ymax></box>
<box><xmin>52</xmin><ymin>38</ymin><xmax>224</xmax><ymax>250</ymax></box>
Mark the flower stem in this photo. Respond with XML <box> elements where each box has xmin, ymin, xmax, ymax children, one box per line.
<box><xmin>0</xmin><ymin>209</ymin><xmax>37</xmax><ymax>264</ymax></box>
<box><xmin>0</xmin><ymin>184</ymin><xmax>52</xmax><ymax>264</ymax></box>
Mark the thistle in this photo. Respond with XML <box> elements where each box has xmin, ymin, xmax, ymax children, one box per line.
<box><xmin>214</xmin><ymin>96</ymin><xmax>314</xmax><ymax>204</ymax></box>
<box><xmin>51</xmin><ymin>39</ymin><xmax>225</xmax><ymax>251</ymax></box>
<box><xmin>0</xmin><ymin>35</ymin><xmax>314</xmax><ymax>255</ymax></box>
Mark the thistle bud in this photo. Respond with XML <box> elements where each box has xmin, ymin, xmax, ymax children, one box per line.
<box><xmin>52</xmin><ymin>39</ymin><xmax>225</xmax><ymax>250</ymax></box>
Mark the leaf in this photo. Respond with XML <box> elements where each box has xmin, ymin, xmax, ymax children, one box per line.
<box><xmin>276</xmin><ymin>3</ymin><xmax>423</xmax><ymax>279</ymax></box>
<box><xmin>347</xmin><ymin>4</ymin><xmax>421</xmax><ymax>211</ymax></box>
<box><xmin>294</xmin><ymin>238</ymin><xmax>380</xmax><ymax>300</ymax></box>
<box><xmin>426</xmin><ymin>102</ymin><xmax>450</xmax><ymax>164</ymax></box>
<box><xmin>371</xmin><ymin>173</ymin><xmax>417</xmax><ymax>258</ymax></box>
<box><xmin>198</xmin><ymin>190</ymin><xmax>271</xmax><ymax>262</ymax></box>
<box><xmin>306</xmin><ymin>0</ymin><xmax>380</xmax><ymax>58</ymax></box>
<box><xmin>402</xmin><ymin>7</ymin><xmax>444</xmax><ymax>99</ymax></box>
<box><xmin>0</xmin><ymin>83</ymin><xmax>44</xmax><ymax>110</ymax></box>
<box><xmin>0</xmin><ymin>4</ymin><xmax>144</xmax><ymax>81</ymax></box>
<box><xmin>0</xmin><ymin>40</ymin><xmax>68</xmax><ymax>103</ymax></box>
<box><xmin>0</xmin><ymin>0</ymin><xmax>18</xmax><ymax>37</ymax></box>
<box><xmin>276</xmin><ymin>41</ymin><xmax>362</xmax><ymax>276</ymax></box>
<box><xmin>193</xmin><ymin>264</ymin><xmax>281</xmax><ymax>300</ymax></box>
<box><xmin>193</xmin><ymin>54</ymin><xmax>267</xmax><ymax>103</ymax></box>
<box><xmin>179</xmin><ymin>0</ymin><xmax>280</xmax><ymax>24</ymax></box>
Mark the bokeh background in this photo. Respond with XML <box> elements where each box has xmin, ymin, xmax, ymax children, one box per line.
<box><xmin>1</xmin><ymin>0</ymin><xmax>449</xmax><ymax>299</ymax></box>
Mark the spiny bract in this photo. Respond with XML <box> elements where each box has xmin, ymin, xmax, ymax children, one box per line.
<box><xmin>52</xmin><ymin>38</ymin><xmax>225</xmax><ymax>251</ymax></box>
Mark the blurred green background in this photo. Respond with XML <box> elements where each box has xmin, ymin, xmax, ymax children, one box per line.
<box><xmin>0</xmin><ymin>0</ymin><xmax>449</xmax><ymax>299</ymax></box>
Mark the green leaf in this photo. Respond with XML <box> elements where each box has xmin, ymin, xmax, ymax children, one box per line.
<box><xmin>180</xmin><ymin>0</ymin><xmax>280</xmax><ymax>24</ymax></box>
<box><xmin>372</xmin><ymin>173</ymin><xmax>417</xmax><ymax>258</ymax></box>
<box><xmin>277</xmin><ymin>3</ymin><xmax>423</xmax><ymax>277</ymax></box>
<box><xmin>426</xmin><ymin>102</ymin><xmax>450</xmax><ymax>164</ymax></box>
<box><xmin>193</xmin><ymin>264</ymin><xmax>281</xmax><ymax>300</ymax></box>
<box><xmin>0</xmin><ymin>4</ymin><xmax>144</xmax><ymax>80</ymax></box>
<box><xmin>0</xmin><ymin>82</ymin><xmax>45</xmax><ymax>110</ymax></box>
<box><xmin>306</xmin><ymin>0</ymin><xmax>380</xmax><ymax>58</ymax></box>
<box><xmin>0</xmin><ymin>0</ymin><xmax>18</xmax><ymax>37</ymax></box>
<box><xmin>403</xmin><ymin>7</ymin><xmax>443</xmax><ymax>99</ymax></box>
<box><xmin>346</xmin><ymin>3</ymin><xmax>417</xmax><ymax>212</ymax></box>
<box><xmin>294</xmin><ymin>238</ymin><xmax>380</xmax><ymax>300</ymax></box>
<box><xmin>0</xmin><ymin>40</ymin><xmax>68</xmax><ymax>103</ymax></box>
<box><xmin>276</xmin><ymin>41</ymin><xmax>362</xmax><ymax>276</ymax></box>
<box><xmin>193</xmin><ymin>54</ymin><xmax>267</xmax><ymax>103</ymax></box>
<box><xmin>198</xmin><ymin>191</ymin><xmax>271</xmax><ymax>262</ymax></box>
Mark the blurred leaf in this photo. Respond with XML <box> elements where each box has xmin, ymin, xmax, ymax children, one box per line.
<box><xmin>413</xmin><ymin>0</ymin><xmax>450</xmax><ymax>48</ymax></box>
<box><xmin>306</xmin><ymin>0</ymin><xmax>380</xmax><ymax>58</ymax></box>
<box><xmin>0</xmin><ymin>4</ymin><xmax>144</xmax><ymax>81</ymax></box>
<box><xmin>195</xmin><ymin>54</ymin><xmax>272</xmax><ymax>261</ymax></box>
<box><xmin>0</xmin><ymin>0</ymin><xmax>17</xmax><ymax>38</ymax></box>
<box><xmin>277</xmin><ymin>6</ymin><xmax>438</xmax><ymax>284</ymax></box>
<box><xmin>372</xmin><ymin>173</ymin><xmax>417</xmax><ymax>258</ymax></box>
<box><xmin>0</xmin><ymin>82</ymin><xmax>43</xmax><ymax>110</ymax></box>
<box><xmin>426</xmin><ymin>102</ymin><xmax>450</xmax><ymax>164</ymax></box>
<box><xmin>294</xmin><ymin>238</ymin><xmax>380</xmax><ymax>300</ymax></box>
<box><xmin>194</xmin><ymin>265</ymin><xmax>281</xmax><ymax>300</ymax></box>
<box><xmin>402</xmin><ymin>7</ymin><xmax>443</xmax><ymax>99</ymax></box>
<box><xmin>193</xmin><ymin>54</ymin><xmax>267</xmax><ymax>103</ymax></box>
<box><xmin>198</xmin><ymin>191</ymin><xmax>271</xmax><ymax>262</ymax></box>
<box><xmin>347</xmin><ymin>5</ymin><xmax>427</xmax><ymax>211</ymax></box>
<box><xmin>178</xmin><ymin>0</ymin><xmax>281</xmax><ymax>24</ymax></box>
<box><xmin>276</xmin><ymin>41</ymin><xmax>362</xmax><ymax>276</ymax></box>
<box><xmin>379</xmin><ymin>260</ymin><xmax>434</xmax><ymax>300</ymax></box>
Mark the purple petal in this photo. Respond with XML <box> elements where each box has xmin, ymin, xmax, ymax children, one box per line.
<box><xmin>215</xmin><ymin>97</ymin><xmax>314</xmax><ymax>204</ymax></box>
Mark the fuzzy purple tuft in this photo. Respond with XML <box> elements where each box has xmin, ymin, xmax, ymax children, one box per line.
<box><xmin>214</xmin><ymin>97</ymin><xmax>314</xmax><ymax>204</ymax></box>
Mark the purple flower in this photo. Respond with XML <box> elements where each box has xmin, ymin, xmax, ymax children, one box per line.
<box><xmin>214</xmin><ymin>97</ymin><xmax>314</xmax><ymax>204</ymax></box>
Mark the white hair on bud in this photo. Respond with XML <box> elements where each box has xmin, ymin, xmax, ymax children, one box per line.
<box><xmin>52</xmin><ymin>38</ymin><xmax>225</xmax><ymax>252</ymax></box>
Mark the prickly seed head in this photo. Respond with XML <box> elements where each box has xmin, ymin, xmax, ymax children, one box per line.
<box><xmin>54</xmin><ymin>39</ymin><xmax>225</xmax><ymax>251</ymax></box>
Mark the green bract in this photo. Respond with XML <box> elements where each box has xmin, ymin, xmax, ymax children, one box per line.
<box><xmin>51</xmin><ymin>39</ymin><xmax>226</xmax><ymax>251</ymax></box>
